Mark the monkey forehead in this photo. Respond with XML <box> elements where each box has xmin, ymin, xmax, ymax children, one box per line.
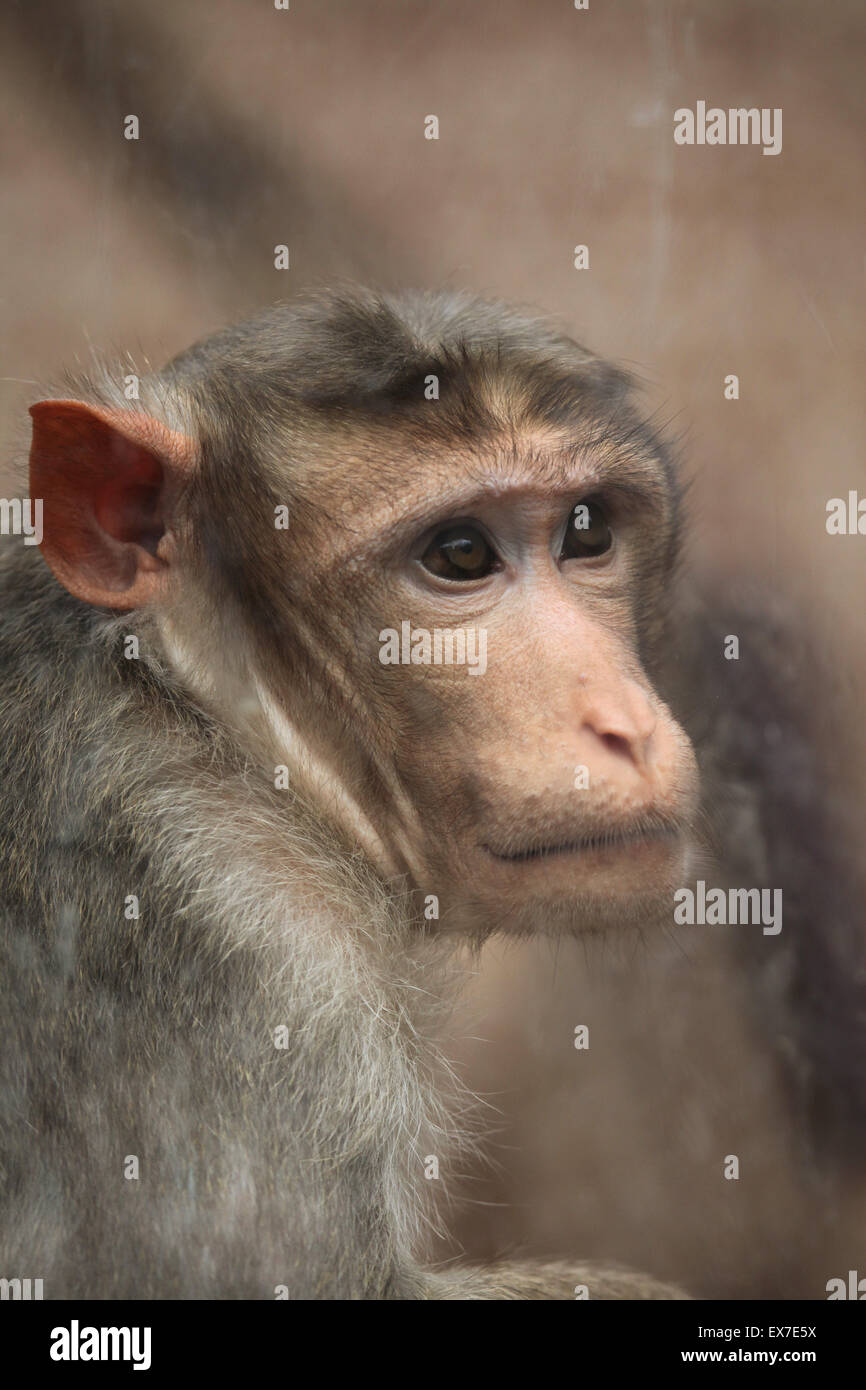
<box><xmin>282</xmin><ymin>425</ymin><xmax>675</xmax><ymax>557</ymax></box>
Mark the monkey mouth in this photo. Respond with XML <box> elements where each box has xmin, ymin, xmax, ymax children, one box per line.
<box><xmin>483</xmin><ymin>822</ymin><xmax>681</xmax><ymax>864</ymax></box>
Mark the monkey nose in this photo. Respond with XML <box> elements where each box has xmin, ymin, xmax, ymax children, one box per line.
<box><xmin>578</xmin><ymin>685</ymin><xmax>658</xmax><ymax>774</ymax></box>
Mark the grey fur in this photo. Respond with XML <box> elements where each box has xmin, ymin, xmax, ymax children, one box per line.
<box><xmin>1</xmin><ymin>288</ymin><xmax>858</xmax><ymax>1298</ymax></box>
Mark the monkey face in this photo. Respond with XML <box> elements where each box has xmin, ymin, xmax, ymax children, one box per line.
<box><xmin>28</xmin><ymin>328</ymin><xmax>699</xmax><ymax>941</ymax></box>
<box><xmin>280</xmin><ymin>431</ymin><xmax>700</xmax><ymax>937</ymax></box>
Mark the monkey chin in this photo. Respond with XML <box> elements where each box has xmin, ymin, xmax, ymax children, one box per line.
<box><xmin>464</xmin><ymin>830</ymin><xmax>692</xmax><ymax>939</ymax></box>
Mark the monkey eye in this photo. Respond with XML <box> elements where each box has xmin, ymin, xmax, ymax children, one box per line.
<box><xmin>420</xmin><ymin>525</ymin><xmax>500</xmax><ymax>581</ymax></box>
<box><xmin>560</xmin><ymin>500</ymin><xmax>612</xmax><ymax>560</ymax></box>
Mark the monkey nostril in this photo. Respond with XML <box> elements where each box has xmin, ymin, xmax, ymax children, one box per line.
<box><xmin>595</xmin><ymin>726</ymin><xmax>655</xmax><ymax>773</ymax></box>
<box><xmin>600</xmin><ymin>731</ymin><xmax>634</xmax><ymax>760</ymax></box>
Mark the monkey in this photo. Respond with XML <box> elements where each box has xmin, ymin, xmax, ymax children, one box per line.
<box><xmin>0</xmin><ymin>286</ymin><xmax>860</xmax><ymax>1300</ymax></box>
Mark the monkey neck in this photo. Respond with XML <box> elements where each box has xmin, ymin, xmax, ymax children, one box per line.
<box><xmin>155</xmin><ymin>608</ymin><xmax>421</xmax><ymax>887</ymax></box>
<box><xmin>19</xmin><ymin>579</ymin><xmax>472</xmax><ymax>1279</ymax></box>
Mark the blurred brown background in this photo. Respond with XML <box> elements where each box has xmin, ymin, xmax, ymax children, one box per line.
<box><xmin>1</xmin><ymin>0</ymin><xmax>864</xmax><ymax>1297</ymax></box>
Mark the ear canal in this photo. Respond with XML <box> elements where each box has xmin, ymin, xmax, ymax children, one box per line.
<box><xmin>28</xmin><ymin>399</ymin><xmax>196</xmax><ymax>610</ymax></box>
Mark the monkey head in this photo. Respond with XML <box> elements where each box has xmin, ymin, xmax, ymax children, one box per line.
<box><xmin>28</xmin><ymin>290</ymin><xmax>699</xmax><ymax>938</ymax></box>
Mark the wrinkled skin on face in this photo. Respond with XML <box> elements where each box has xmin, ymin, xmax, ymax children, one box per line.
<box><xmin>264</xmin><ymin>423</ymin><xmax>699</xmax><ymax>937</ymax></box>
<box><xmin>30</xmin><ymin>291</ymin><xmax>699</xmax><ymax>940</ymax></box>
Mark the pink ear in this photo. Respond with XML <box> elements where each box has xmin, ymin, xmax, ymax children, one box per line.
<box><xmin>29</xmin><ymin>400</ymin><xmax>196</xmax><ymax>609</ymax></box>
